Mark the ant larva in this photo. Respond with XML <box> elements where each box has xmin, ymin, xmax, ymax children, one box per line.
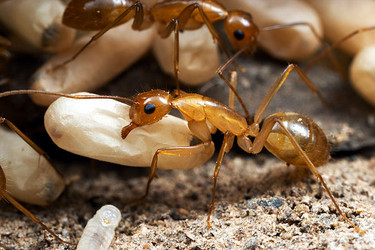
<box><xmin>0</xmin><ymin>117</ymin><xmax>76</xmax><ymax>246</ymax></box>
<box><xmin>56</xmin><ymin>0</ymin><xmax>334</xmax><ymax>94</ymax></box>
<box><xmin>77</xmin><ymin>204</ymin><xmax>121</xmax><ymax>250</ymax></box>
<box><xmin>0</xmin><ymin>63</ymin><xmax>365</xmax><ymax>234</ymax></box>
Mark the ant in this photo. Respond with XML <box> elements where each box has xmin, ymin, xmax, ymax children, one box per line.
<box><xmin>0</xmin><ymin>63</ymin><xmax>365</xmax><ymax>234</ymax></box>
<box><xmin>0</xmin><ymin>117</ymin><xmax>76</xmax><ymax>246</ymax></box>
<box><xmin>57</xmin><ymin>0</ymin><xmax>335</xmax><ymax>94</ymax></box>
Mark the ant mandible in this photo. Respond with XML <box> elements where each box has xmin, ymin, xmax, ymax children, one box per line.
<box><xmin>58</xmin><ymin>0</ymin><xmax>333</xmax><ymax>94</ymax></box>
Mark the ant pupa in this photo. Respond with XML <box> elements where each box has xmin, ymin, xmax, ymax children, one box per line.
<box><xmin>0</xmin><ymin>63</ymin><xmax>365</xmax><ymax>234</ymax></box>
<box><xmin>0</xmin><ymin>117</ymin><xmax>76</xmax><ymax>245</ymax></box>
<box><xmin>57</xmin><ymin>0</ymin><xmax>336</xmax><ymax>94</ymax></box>
<box><xmin>0</xmin><ymin>0</ymin><xmax>75</xmax><ymax>53</ymax></box>
<box><xmin>77</xmin><ymin>204</ymin><xmax>121</xmax><ymax>250</ymax></box>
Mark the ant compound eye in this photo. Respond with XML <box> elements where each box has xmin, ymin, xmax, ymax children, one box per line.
<box><xmin>233</xmin><ymin>29</ymin><xmax>245</xmax><ymax>40</ymax></box>
<box><xmin>144</xmin><ymin>103</ymin><xmax>156</xmax><ymax>114</ymax></box>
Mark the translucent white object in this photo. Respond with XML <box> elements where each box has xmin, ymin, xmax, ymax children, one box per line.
<box><xmin>77</xmin><ymin>205</ymin><xmax>121</xmax><ymax>250</ymax></box>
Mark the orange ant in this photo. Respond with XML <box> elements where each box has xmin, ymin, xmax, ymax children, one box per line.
<box><xmin>0</xmin><ymin>117</ymin><xmax>76</xmax><ymax>246</ymax></box>
<box><xmin>57</xmin><ymin>0</ymin><xmax>335</xmax><ymax>94</ymax></box>
<box><xmin>0</xmin><ymin>63</ymin><xmax>365</xmax><ymax>234</ymax></box>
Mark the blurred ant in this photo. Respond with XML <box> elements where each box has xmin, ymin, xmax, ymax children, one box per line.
<box><xmin>58</xmin><ymin>0</ymin><xmax>335</xmax><ymax>94</ymax></box>
<box><xmin>0</xmin><ymin>63</ymin><xmax>365</xmax><ymax>234</ymax></box>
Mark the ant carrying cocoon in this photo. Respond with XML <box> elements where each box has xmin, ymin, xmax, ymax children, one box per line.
<box><xmin>0</xmin><ymin>63</ymin><xmax>365</xmax><ymax>234</ymax></box>
<box><xmin>118</xmin><ymin>64</ymin><xmax>363</xmax><ymax>233</ymax></box>
<box><xmin>43</xmin><ymin>92</ymin><xmax>215</xmax><ymax>169</ymax></box>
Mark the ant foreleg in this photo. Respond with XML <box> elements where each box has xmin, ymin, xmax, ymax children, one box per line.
<box><xmin>130</xmin><ymin>142</ymin><xmax>213</xmax><ymax>204</ymax></box>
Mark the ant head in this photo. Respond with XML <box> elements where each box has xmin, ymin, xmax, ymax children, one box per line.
<box><xmin>224</xmin><ymin>11</ymin><xmax>259</xmax><ymax>55</ymax></box>
<box><xmin>122</xmin><ymin>90</ymin><xmax>172</xmax><ymax>138</ymax></box>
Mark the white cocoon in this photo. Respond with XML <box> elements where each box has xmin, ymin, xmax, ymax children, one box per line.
<box><xmin>350</xmin><ymin>46</ymin><xmax>375</xmax><ymax>107</ymax></box>
<box><xmin>307</xmin><ymin>0</ymin><xmax>375</xmax><ymax>56</ymax></box>
<box><xmin>153</xmin><ymin>26</ymin><xmax>220</xmax><ymax>85</ymax></box>
<box><xmin>0</xmin><ymin>127</ymin><xmax>65</xmax><ymax>206</ymax></box>
<box><xmin>31</xmin><ymin>22</ymin><xmax>157</xmax><ymax>106</ymax></box>
<box><xmin>44</xmin><ymin>94</ymin><xmax>215</xmax><ymax>169</ymax></box>
<box><xmin>0</xmin><ymin>0</ymin><xmax>75</xmax><ymax>52</ymax></box>
<box><xmin>77</xmin><ymin>205</ymin><xmax>121</xmax><ymax>250</ymax></box>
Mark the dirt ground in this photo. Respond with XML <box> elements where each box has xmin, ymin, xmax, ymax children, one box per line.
<box><xmin>1</xmin><ymin>148</ymin><xmax>375</xmax><ymax>249</ymax></box>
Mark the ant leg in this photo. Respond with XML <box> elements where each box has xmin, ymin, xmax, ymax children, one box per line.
<box><xmin>158</xmin><ymin>3</ymin><xmax>236</xmax><ymax>95</ymax></box>
<box><xmin>159</xmin><ymin>3</ymin><xmax>231</xmax><ymax>58</ymax></box>
<box><xmin>252</xmin><ymin>64</ymin><xmax>324</xmax><ymax>128</ymax></box>
<box><xmin>0</xmin><ymin>184</ymin><xmax>76</xmax><ymax>245</ymax></box>
<box><xmin>0</xmin><ymin>117</ymin><xmax>50</xmax><ymax>159</ymax></box>
<box><xmin>275</xmin><ymin>119</ymin><xmax>365</xmax><ymax>234</ymax></box>
<box><xmin>54</xmin><ymin>2</ymin><xmax>144</xmax><ymax>69</ymax></box>
<box><xmin>228</xmin><ymin>71</ymin><xmax>237</xmax><ymax>110</ymax></box>
<box><xmin>0</xmin><ymin>123</ymin><xmax>75</xmax><ymax>244</ymax></box>
<box><xmin>305</xmin><ymin>26</ymin><xmax>375</xmax><ymax>73</ymax></box>
<box><xmin>261</xmin><ymin>22</ymin><xmax>344</xmax><ymax>78</ymax></box>
<box><xmin>130</xmin><ymin>142</ymin><xmax>213</xmax><ymax>204</ymax></box>
<box><xmin>217</xmin><ymin>60</ymin><xmax>252</xmax><ymax>123</ymax></box>
<box><xmin>243</xmin><ymin>117</ymin><xmax>365</xmax><ymax>234</ymax></box>
<box><xmin>158</xmin><ymin>19</ymin><xmax>182</xmax><ymax>95</ymax></box>
<box><xmin>0</xmin><ymin>186</ymin><xmax>76</xmax><ymax>245</ymax></box>
<box><xmin>207</xmin><ymin>131</ymin><xmax>234</xmax><ymax>228</ymax></box>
